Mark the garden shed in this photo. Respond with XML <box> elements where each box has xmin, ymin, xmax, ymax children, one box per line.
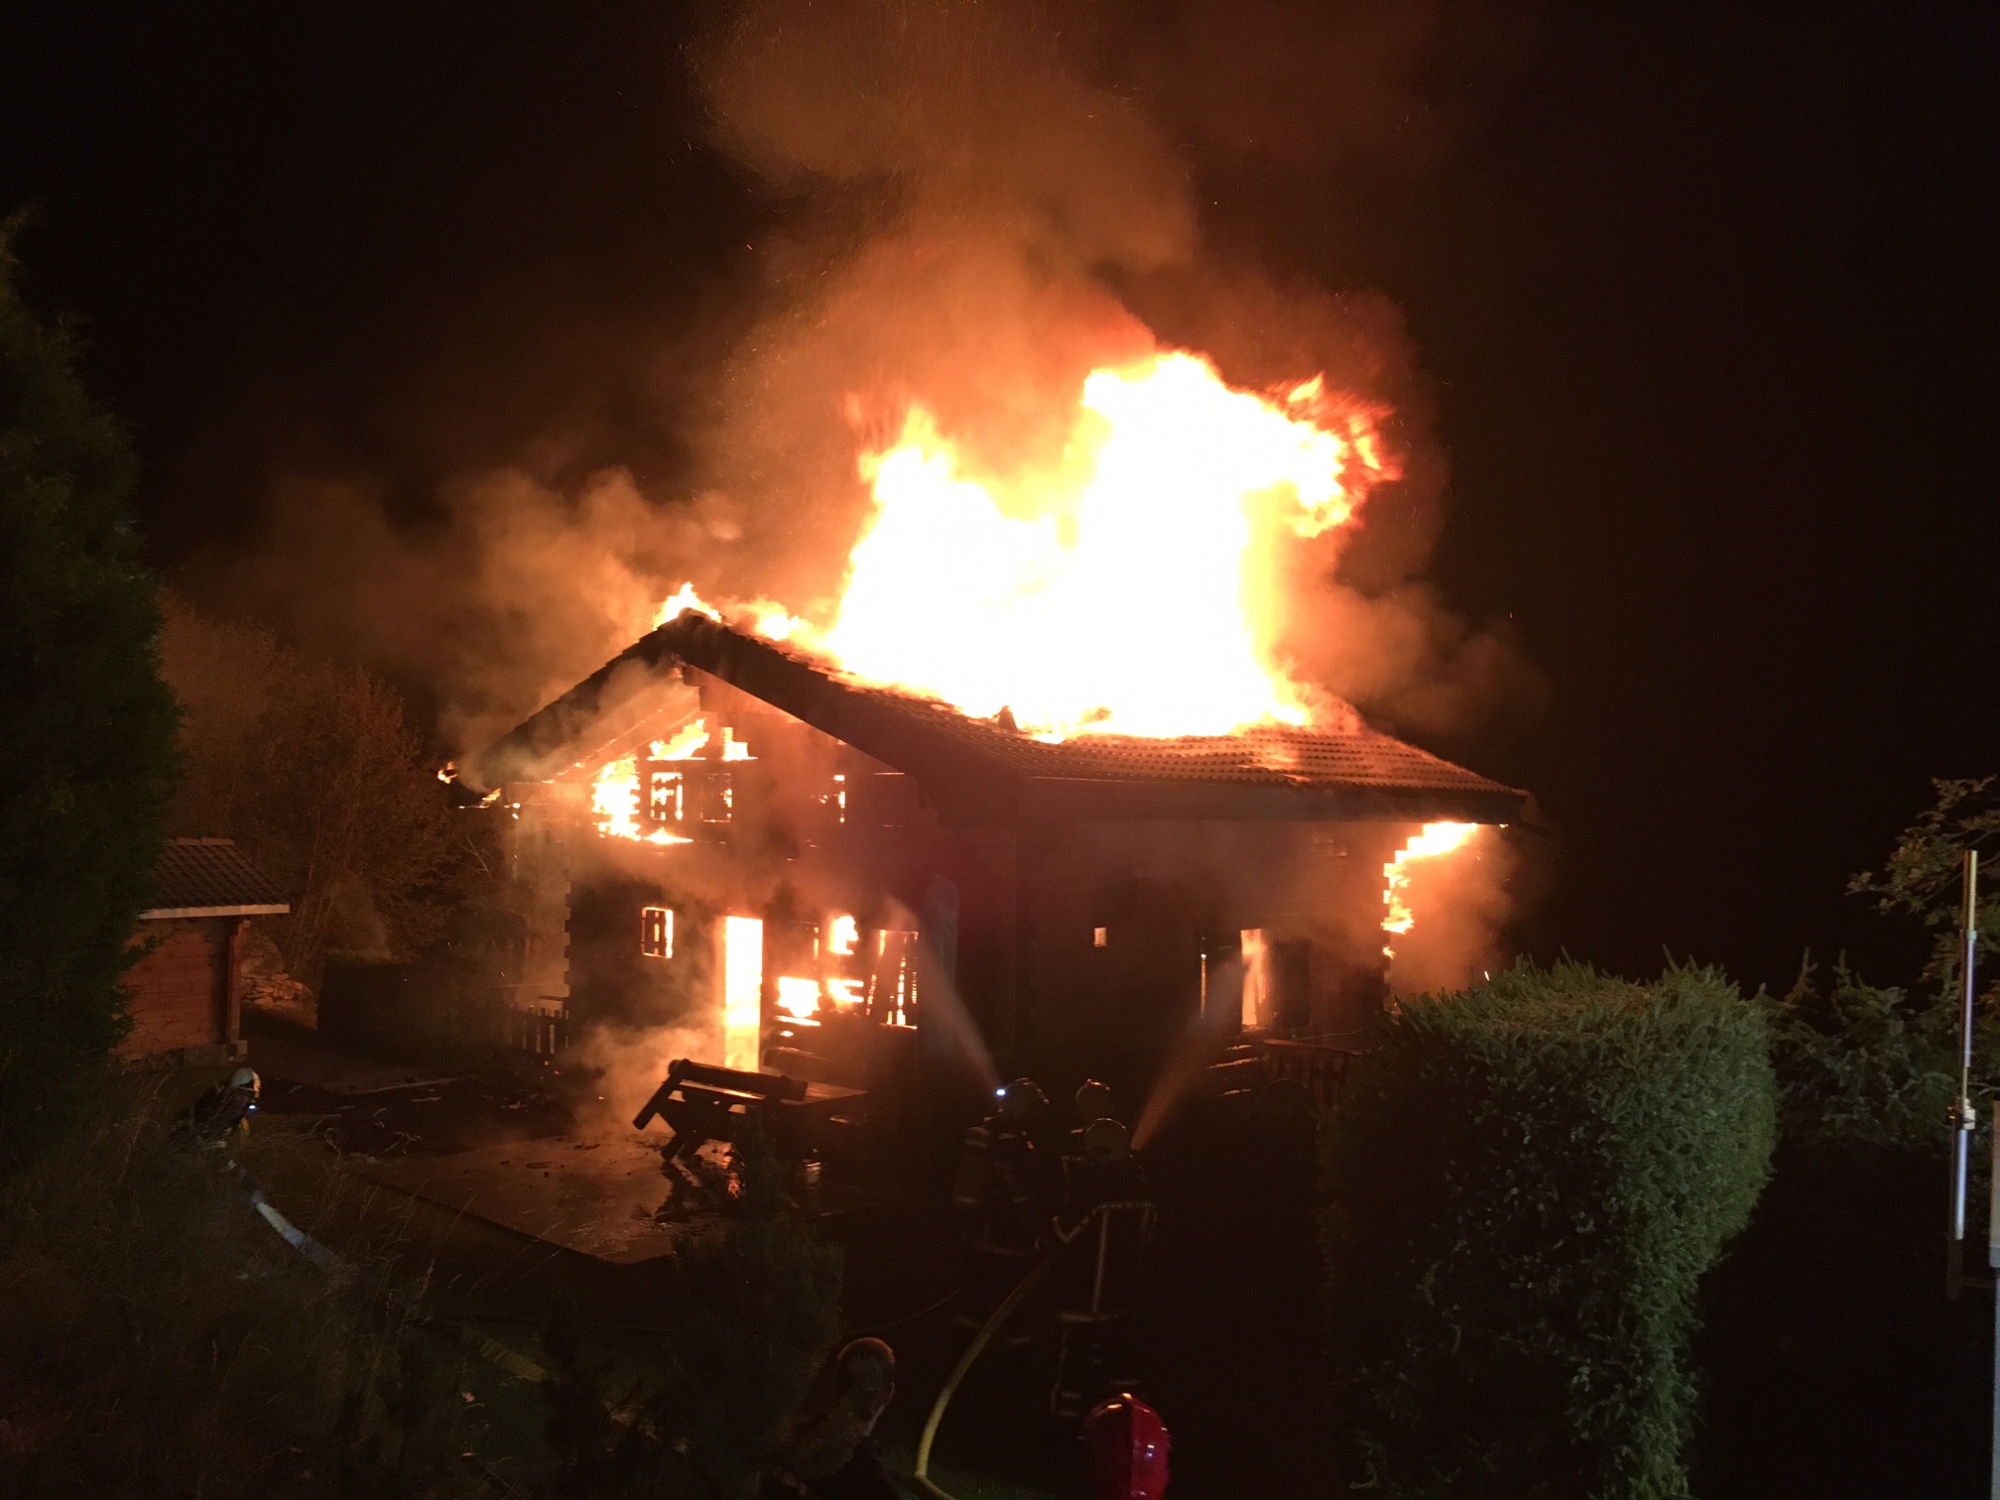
<box><xmin>121</xmin><ymin>837</ymin><xmax>290</xmax><ymax>1065</ymax></box>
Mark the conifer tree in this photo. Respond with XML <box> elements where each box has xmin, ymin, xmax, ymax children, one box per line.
<box><xmin>0</xmin><ymin>222</ymin><xmax>179</xmax><ymax>1171</ymax></box>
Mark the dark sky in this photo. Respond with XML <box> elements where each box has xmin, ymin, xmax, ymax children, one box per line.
<box><xmin>4</xmin><ymin>2</ymin><xmax>1995</xmax><ymax>993</ymax></box>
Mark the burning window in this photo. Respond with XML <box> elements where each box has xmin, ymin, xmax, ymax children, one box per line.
<box><xmin>643</xmin><ymin>766</ymin><xmax>684</xmax><ymax>828</ymax></box>
<box><xmin>592</xmin><ymin>719</ymin><xmax>742</xmax><ymax>844</ymax></box>
<box><xmin>869</xmin><ymin>927</ymin><xmax>920</xmax><ymax>1027</ymax></box>
<box><xmin>1092</xmin><ymin>926</ymin><xmax>1108</xmax><ymax>948</ymax></box>
<box><xmin>640</xmin><ymin>905</ymin><xmax>674</xmax><ymax>959</ymax></box>
<box><xmin>775</xmin><ymin>975</ymin><xmax>821</xmax><ymax>1020</ymax></box>
<box><xmin>770</xmin><ymin>913</ymin><xmax>885</xmax><ymax>1023</ymax></box>
<box><xmin>1240</xmin><ymin>928</ymin><xmax>1271</xmax><ymax>1031</ymax></box>
<box><xmin>697</xmin><ymin>771</ymin><xmax>734</xmax><ymax>824</ymax></box>
<box><xmin>720</xmin><ymin>916</ymin><xmax>763</xmax><ymax>1070</ymax></box>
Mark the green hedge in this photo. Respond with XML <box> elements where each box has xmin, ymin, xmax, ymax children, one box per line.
<box><xmin>1320</xmin><ymin>961</ymin><xmax>1776</xmax><ymax>1499</ymax></box>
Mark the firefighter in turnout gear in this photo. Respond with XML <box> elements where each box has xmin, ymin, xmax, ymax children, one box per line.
<box><xmin>952</xmin><ymin>1077</ymin><xmax>1048</xmax><ymax>1331</ymax></box>
<box><xmin>1047</xmin><ymin>1116</ymin><xmax>1155</xmax><ymax>1419</ymax></box>
<box><xmin>183</xmin><ymin>1067</ymin><xmax>261</xmax><ymax>1147</ymax></box>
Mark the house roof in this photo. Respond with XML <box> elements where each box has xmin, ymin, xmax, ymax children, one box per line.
<box><xmin>142</xmin><ymin>838</ymin><xmax>291</xmax><ymax>920</ymax></box>
<box><xmin>470</xmin><ymin>611</ymin><xmax>1528</xmax><ymax>825</ymax></box>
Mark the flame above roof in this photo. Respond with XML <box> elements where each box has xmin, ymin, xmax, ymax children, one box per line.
<box><xmin>470</xmin><ymin>612</ymin><xmax>1527</xmax><ymax>825</ymax></box>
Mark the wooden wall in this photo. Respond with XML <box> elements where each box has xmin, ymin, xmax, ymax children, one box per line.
<box><xmin>120</xmin><ymin>917</ymin><xmax>233</xmax><ymax>1058</ymax></box>
<box><xmin>1010</xmin><ymin>820</ymin><xmax>1409</xmax><ymax>1102</ymax></box>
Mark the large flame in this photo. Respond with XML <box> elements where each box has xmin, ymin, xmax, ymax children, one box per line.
<box><xmin>822</xmin><ymin>353</ymin><xmax>1386</xmax><ymax>737</ymax></box>
<box><xmin>590</xmin><ymin>722</ymin><xmax>711</xmax><ymax>845</ymax></box>
<box><xmin>656</xmin><ymin>350</ymin><xmax>1389</xmax><ymax>740</ymax></box>
<box><xmin>1383</xmin><ymin>822</ymin><xmax>1479</xmax><ymax>950</ymax></box>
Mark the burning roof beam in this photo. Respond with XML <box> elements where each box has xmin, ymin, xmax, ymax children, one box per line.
<box><xmin>469</xmin><ymin>611</ymin><xmax>1527</xmax><ymax>827</ymax></box>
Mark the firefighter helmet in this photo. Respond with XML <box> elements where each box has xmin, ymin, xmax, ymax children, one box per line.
<box><xmin>1084</xmin><ymin>1392</ymin><xmax>1171</xmax><ymax>1499</ymax></box>
<box><xmin>998</xmin><ymin>1077</ymin><xmax>1047</xmax><ymax>1120</ymax></box>
<box><xmin>1075</xmin><ymin>1078</ymin><xmax>1114</xmax><ymax>1123</ymax></box>
<box><xmin>227</xmin><ymin>1067</ymin><xmax>261</xmax><ymax>1097</ymax></box>
<box><xmin>1081</xmin><ymin>1116</ymin><xmax>1131</xmax><ymax>1165</ymax></box>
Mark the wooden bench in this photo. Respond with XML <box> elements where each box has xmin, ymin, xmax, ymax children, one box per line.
<box><xmin>632</xmin><ymin>1058</ymin><xmax>864</xmax><ymax>1162</ymax></box>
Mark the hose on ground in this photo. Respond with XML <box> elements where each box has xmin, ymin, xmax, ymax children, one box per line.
<box><xmin>909</xmin><ymin>1248</ymin><xmax>1061</xmax><ymax>1500</ymax></box>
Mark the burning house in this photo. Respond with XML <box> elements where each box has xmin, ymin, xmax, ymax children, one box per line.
<box><xmin>447</xmin><ymin>345</ymin><xmax>1532</xmax><ymax>1147</ymax></box>
<box><xmin>464</xmin><ymin>608</ymin><xmax>1526</xmax><ymax>1122</ymax></box>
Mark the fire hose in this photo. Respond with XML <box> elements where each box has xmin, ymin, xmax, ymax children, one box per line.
<box><xmin>909</xmin><ymin>1243</ymin><xmax>1063</xmax><ymax>1500</ymax></box>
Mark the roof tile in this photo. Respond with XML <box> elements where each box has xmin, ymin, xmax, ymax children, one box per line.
<box><xmin>144</xmin><ymin>839</ymin><xmax>290</xmax><ymax>917</ymax></box>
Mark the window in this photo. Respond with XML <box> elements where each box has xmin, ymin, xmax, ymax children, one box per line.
<box><xmin>644</xmin><ymin>767</ymin><xmax>684</xmax><ymax>827</ymax></box>
<box><xmin>641</xmin><ymin>905</ymin><xmax>674</xmax><ymax>959</ymax></box>
<box><xmin>698</xmin><ymin>771</ymin><xmax>734</xmax><ymax>823</ymax></box>
<box><xmin>1240</xmin><ymin>928</ymin><xmax>1270</xmax><ymax>1030</ymax></box>
<box><xmin>1093</xmin><ymin>926</ymin><xmax>1108</xmax><ymax>948</ymax></box>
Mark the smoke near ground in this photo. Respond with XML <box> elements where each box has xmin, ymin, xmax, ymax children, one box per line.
<box><xmin>566</xmin><ymin>1021</ymin><xmax>714</xmax><ymax>1141</ymax></box>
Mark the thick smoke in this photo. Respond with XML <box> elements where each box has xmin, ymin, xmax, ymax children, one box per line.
<box><xmin>566</xmin><ymin>1020</ymin><xmax>714</xmax><ymax>1141</ymax></box>
<box><xmin>222</xmin><ymin>468</ymin><xmax>715</xmax><ymax>752</ymax></box>
<box><xmin>685</xmin><ymin>0</ymin><xmax>1543</xmax><ymax>740</ymax></box>
<box><xmin>205</xmin><ymin>0</ymin><xmax>1541</xmax><ymax>767</ymax></box>
<box><xmin>1388</xmin><ymin>827</ymin><xmax>1520</xmax><ymax>999</ymax></box>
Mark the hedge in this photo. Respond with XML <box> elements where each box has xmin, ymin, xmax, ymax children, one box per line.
<box><xmin>1320</xmin><ymin>960</ymin><xmax>1777</xmax><ymax>1498</ymax></box>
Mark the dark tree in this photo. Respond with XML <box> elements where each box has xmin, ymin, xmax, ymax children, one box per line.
<box><xmin>159</xmin><ymin>596</ymin><xmax>460</xmax><ymax>986</ymax></box>
<box><xmin>0</xmin><ymin>223</ymin><xmax>178</xmax><ymax>1172</ymax></box>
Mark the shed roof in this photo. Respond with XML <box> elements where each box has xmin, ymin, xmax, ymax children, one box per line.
<box><xmin>142</xmin><ymin>838</ymin><xmax>291</xmax><ymax>920</ymax></box>
<box><xmin>470</xmin><ymin>611</ymin><xmax>1528</xmax><ymax>825</ymax></box>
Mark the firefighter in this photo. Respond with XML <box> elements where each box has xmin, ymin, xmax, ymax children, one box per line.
<box><xmin>952</xmin><ymin>1077</ymin><xmax>1048</xmax><ymax>1332</ymax></box>
<box><xmin>1047</xmin><ymin>1117</ymin><xmax>1154</xmax><ymax>1419</ymax></box>
<box><xmin>1051</xmin><ymin>1117</ymin><xmax>1148</xmax><ymax>1244</ymax></box>
<box><xmin>1065</xmin><ymin>1078</ymin><xmax>1118</xmax><ymax>1161</ymax></box>
<box><xmin>183</xmin><ymin>1067</ymin><xmax>261</xmax><ymax>1147</ymax></box>
<box><xmin>1075</xmin><ymin>1077</ymin><xmax>1116</xmax><ymax>1127</ymax></box>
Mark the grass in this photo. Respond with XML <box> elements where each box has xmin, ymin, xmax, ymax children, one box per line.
<box><xmin>878</xmin><ymin>1445</ymin><xmax>1060</xmax><ymax>1500</ymax></box>
<box><xmin>0</xmin><ymin>1070</ymin><xmax>507</xmax><ymax>1497</ymax></box>
<box><xmin>0</xmin><ymin>1067</ymin><xmax>1089</xmax><ymax>1500</ymax></box>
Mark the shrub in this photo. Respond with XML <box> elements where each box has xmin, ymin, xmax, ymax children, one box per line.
<box><xmin>539</xmin><ymin>1127</ymin><xmax>843</xmax><ymax>1499</ymax></box>
<box><xmin>1761</xmin><ymin>956</ymin><xmax>1958</xmax><ymax>1151</ymax></box>
<box><xmin>1320</xmin><ymin>960</ymin><xmax>1776</xmax><ymax>1499</ymax></box>
<box><xmin>0</xmin><ymin>227</ymin><xmax>180</xmax><ymax>1173</ymax></box>
<box><xmin>1848</xmin><ymin>775</ymin><xmax>2000</xmax><ymax>1002</ymax></box>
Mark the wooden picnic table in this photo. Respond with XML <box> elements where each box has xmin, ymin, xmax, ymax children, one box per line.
<box><xmin>633</xmin><ymin>1057</ymin><xmax>866</xmax><ymax>1161</ymax></box>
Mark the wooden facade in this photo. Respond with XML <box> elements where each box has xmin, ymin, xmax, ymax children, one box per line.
<box><xmin>471</xmin><ymin>614</ymin><xmax>1529</xmax><ymax>1112</ymax></box>
<box><xmin>122</xmin><ymin>838</ymin><xmax>289</xmax><ymax>1066</ymax></box>
<box><xmin>121</xmin><ymin>916</ymin><xmax>246</xmax><ymax>1061</ymax></box>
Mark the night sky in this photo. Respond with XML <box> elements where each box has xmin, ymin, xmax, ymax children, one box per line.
<box><xmin>4</xmin><ymin>3</ymin><xmax>1995</xmax><ymax>995</ymax></box>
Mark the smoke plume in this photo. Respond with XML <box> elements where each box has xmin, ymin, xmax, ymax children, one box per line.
<box><xmin>200</xmin><ymin>0</ymin><xmax>1541</xmax><ymax>762</ymax></box>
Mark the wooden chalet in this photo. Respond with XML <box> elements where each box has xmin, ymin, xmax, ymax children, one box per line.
<box><xmin>467</xmin><ymin>611</ymin><xmax>1527</xmax><ymax>1111</ymax></box>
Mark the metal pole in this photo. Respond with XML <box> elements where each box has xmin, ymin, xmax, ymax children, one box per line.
<box><xmin>1952</xmin><ymin>851</ymin><xmax>1980</xmax><ymax>1296</ymax></box>
<box><xmin>1989</xmin><ymin>1098</ymin><xmax>1999</xmax><ymax>1500</ymax></box>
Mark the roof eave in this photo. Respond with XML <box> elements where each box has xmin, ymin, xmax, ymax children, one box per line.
<box><xmin>469</xmin><ymin>612</ymin><xmax>1531</xmax><ymax>823</ymax></box>
<box><xmin>140</xmin><ymin>903</ymin><xmax>292</xmax><ymax>921</ymax></box>
<box><xmin>1010</xmin><ymin>777</ymin><xmax>1526</xmax><ymax>824</ymax></box>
